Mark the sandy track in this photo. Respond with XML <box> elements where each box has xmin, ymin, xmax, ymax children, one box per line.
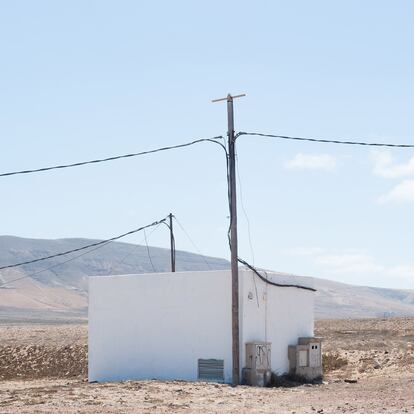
<box><xmin>0</xmin><ymin>375</ymin><xmax>413</xmax><ymax>413</ymax></box>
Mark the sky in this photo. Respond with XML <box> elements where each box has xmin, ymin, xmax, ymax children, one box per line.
<box><xmin>1</xmin><ymin>1</ymin><xmax>414</xmax><ymax>289</ymax></box>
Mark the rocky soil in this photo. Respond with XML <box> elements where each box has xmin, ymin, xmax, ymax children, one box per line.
<box><xmin>0</xmin><ymin>318</ymin><xmax>413</xmax><ymax>413</ymax></box>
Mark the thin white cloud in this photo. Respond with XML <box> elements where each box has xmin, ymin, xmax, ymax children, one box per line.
<box><xmin>286</xmin><ymin>247</ymin><xmax>383</xmax><ymax>274</ymax></box>
<box><xmin>283</xmin><ymin>246</ymin><xmax>325</xmax><ymax>257</ymax></box>
<box><xmin>315</xmin><ymin>253</ymin><xmax>383</xmax><ymax>274</ymax></box>
<box><xmin>285</xmin><ymin>246</ymin><xmax>414</xmax><ymax>284</ymax></box>
<box><xmin>371</xmin><ymin>151</ymin><xmax>414</xmax><ymax>179</ymax></box>
<box><xmin>285</xmin><ymin>153</ymin><xmax>336</xmax><ymax>171</ymax></box>
<box><xmin>378</xmin><ymin>179</ymin><xmax>414</xmax><ymax>204</ymax></box>
<box><xmin>387</xmin><ymin>266</ymin><xmax>414</xmax><ymax>281</ymax></box>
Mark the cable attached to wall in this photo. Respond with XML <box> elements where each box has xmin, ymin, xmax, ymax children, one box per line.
<box><xmin>238</xmin><ymin>257</ymin><xmax>316</xmax><ymax>292</ymax></box>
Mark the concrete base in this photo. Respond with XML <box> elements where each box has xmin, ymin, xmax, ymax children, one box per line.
<box><xmin>288</xmin><ymin>337</ymin><xmax>323</xmax><ymax>381</ymax></box>
<box><xmin>242</xmin><ymin>368</ymin><xmax>272</xmax><ymax>387</ymax></box>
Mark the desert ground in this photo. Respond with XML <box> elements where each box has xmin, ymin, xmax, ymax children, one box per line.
<box><xmin>0</xmin><ymin>318</ymin><xmax>413</xmax><ymax>413</ymax></box>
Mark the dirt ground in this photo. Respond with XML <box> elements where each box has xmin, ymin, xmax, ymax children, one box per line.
<box><xmin>0</xmin><ymin>318</ymin><xmax>413</xmax><ymax>413</ymax></box>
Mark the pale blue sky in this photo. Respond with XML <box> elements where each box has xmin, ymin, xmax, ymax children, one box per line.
<box><xmin>1</xmin><ymin>1</ymin><xmax>414</xmax><ymax>288</ymax></box>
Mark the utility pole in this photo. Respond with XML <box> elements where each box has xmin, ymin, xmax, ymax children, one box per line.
<box><xmin>212</xmin><ymin>93</ymin><xmax>246</xmax><ymax>386</ymax></box>
<box><xmin>169</xmin><ymin>213</ymin><xmax>176</xmax><ymax>272</ymax></box>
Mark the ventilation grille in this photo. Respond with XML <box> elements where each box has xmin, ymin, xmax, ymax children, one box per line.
<box><xmin>198</xmin><ymin>359</ymin><xmax>224</xmax><ymax>382</ymax></box>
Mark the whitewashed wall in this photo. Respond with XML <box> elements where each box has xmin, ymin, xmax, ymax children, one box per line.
<box><xmin>240</xmin><ymin>269</ymin><xmax>314</xmax><ymax>374</ymax></box>
<box><xmin>89</xmin><ymin>270</ymin><xmax>232</xmax><ymax>382</ymax></box>
<box><xmin>89</xmin><ymin>269</ymin><xmax>314</xmax><ymax>383</ymax></box>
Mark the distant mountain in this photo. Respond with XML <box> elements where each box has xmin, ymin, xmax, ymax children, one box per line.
<box><xmin>1</xmin><ymin>235</ymin><xmax>414</xmax><ymax>321</ymax></box>
<box><xmin>313</xmin><ymin>277</ymin><xmax>414</xmax><ymax>319</ymax></box>
<box><xmin>0</xmin><ymin>235</ymin><xmax>229</xmax><ymax>322</ymax></box>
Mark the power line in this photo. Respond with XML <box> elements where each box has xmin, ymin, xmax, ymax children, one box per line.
<box><xmin>143</xmin><ymin>228</ymin><xmax>156</xmax><ymax>273</ymax></box>
<box><xmin>237</xmin><ymin>132</ymin><xmax>414</xmax><ymax>148</ymax></box>
<box><xmin>235</xmin><ymin>152</ymin><xmax>255</xmax><ymax>265</ymax></box>
<box><xmin>0</xmin><ymin>136</ymin><xmax>224</xmax><ymax>178</ymax></box>
<box><xmin>230</xmin><ymin>135</ymin><xmax>316</xmax><ymax>292</ymax></box>
<box><xmin>107</xmin><ymin>223</ymin><xmax>162</xmax><ymax>274</ymax></box>
<box><xmin>0</xmin><ymin>217</ymin><xmax>168</xmax><ymax>271</ymax></box>
<box><xmin>0</xmin><ymin>219</ymin><xmax>166</xmax><ymax>289</ymax></box>
<box><xmin>235</xmin><ymin>153</ymin><xmax>259</xmax><ymax>307</ymax></box>
<box><xmin>0</xmin><ymin>240</ymin><xmax>114</xmax><ymax>288</ymax></box>
<box><xmin>173</xmin><ymin>217</ymin><xmax>213</xmax><ymax>270</ymax></box>
<box><xmin>238</xmin><ymin>257</ymin><xmax>316</xmax><ymax>292</ymax></box>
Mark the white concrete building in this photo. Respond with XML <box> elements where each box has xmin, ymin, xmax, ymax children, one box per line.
<box><xmin>88</xmin><ymin>269</ymin><xmax>315</xmax><ymax>384</ymax></box>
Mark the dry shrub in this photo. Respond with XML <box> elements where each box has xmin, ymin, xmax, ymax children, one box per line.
<box><xmin>323</xmin><ymin>352</ymin><xmax>348</xmax><ymax>373</ymax></box>
<box><xmin>270</xmin><ymin>373</ymin><xmax>322</xmax><ymax>387</ymax></box>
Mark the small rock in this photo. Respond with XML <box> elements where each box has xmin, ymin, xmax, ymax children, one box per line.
<box><xmin>344</xmin><ymin>379</ymin><xmax>358</xmax><ymax>383</ymax></box>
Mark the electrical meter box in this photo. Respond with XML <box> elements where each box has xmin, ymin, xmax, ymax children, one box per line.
<box><xmin>242</xmin><ymin>342</ymin><xmax>271</xmax><ymax>387</ymax></box>
<box><xmin>288</xmin><ymin>337</ymin><xmax>322</xmax><ymax>380</ymax></box>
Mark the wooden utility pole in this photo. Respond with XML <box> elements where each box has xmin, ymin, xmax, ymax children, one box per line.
<box><xmin>169</xmin><ymin>213</ymin><xmax>176</xmax><ymax>272</ymax></box>
<box><xmin>212</xmin><ymin>93</ymin><xmax>245</xmax><ymax>386</ymax></box>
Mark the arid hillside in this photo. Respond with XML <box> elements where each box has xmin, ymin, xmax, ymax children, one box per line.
<box><xmin>1</xmin><ymin>235</ymin><xmax>414</xmax><ymax>321</ymax></box>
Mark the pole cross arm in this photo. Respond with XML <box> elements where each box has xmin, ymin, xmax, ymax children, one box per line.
<box><xmin>212</xmin><ymin>93</ymin><xmax>246</xmax><ymax>103</ymax></box>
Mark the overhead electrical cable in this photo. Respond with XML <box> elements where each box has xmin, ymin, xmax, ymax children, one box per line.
<box><xmin>173</xmin><ymin>217</ymin><xmax>212</xmax><ymax>270</ymax></box>
<box><xmin>1</xmin><ymin>218</ymin><xmax>168</xmax><ymax>288</ymax></box>
<box><xmin>224</xmin><ymin>138</ymin><xmax>314</xmax><ymax>291</ymax></box>
<box><xmin>107</xmin><ymin>222</ymin><xmax>162</xmax><ymax>275</ymax></box>
<box><xmin>0</xmin><ymin>136</ymin><xmax>224</xmax><ymax>178</ymax></box>
<box><xmin>237</xmin><ymin>132</ymin><xmax>414</xmax><ymax>148</ymax></box>
<box><xmin>0</xmin><ymin>217</ymin><xmax>168</xmax><ymax>271</ymax></box>
<box><xmin>235</xmin><ymin>153</ymin><xmax>259</xmax><ymax>306</ymax></box>
<box><xmin>237</xmin><ymin>257</ymin><xmax>316</xmax><ymax>292</ymax></box>
<box><xmin>0</xmin><ymin>240</ymin><xmax>114</xmax><ymax>288</ymax></box>
<box><xmin>235</xmin><ymin>152</ymin><xmax>255</xmax><ymax>265</ymax></box>
<box><xmin>143</xmin><ymin>228</ymin><xmax>156</xmax><ymax>273</ymax></box>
